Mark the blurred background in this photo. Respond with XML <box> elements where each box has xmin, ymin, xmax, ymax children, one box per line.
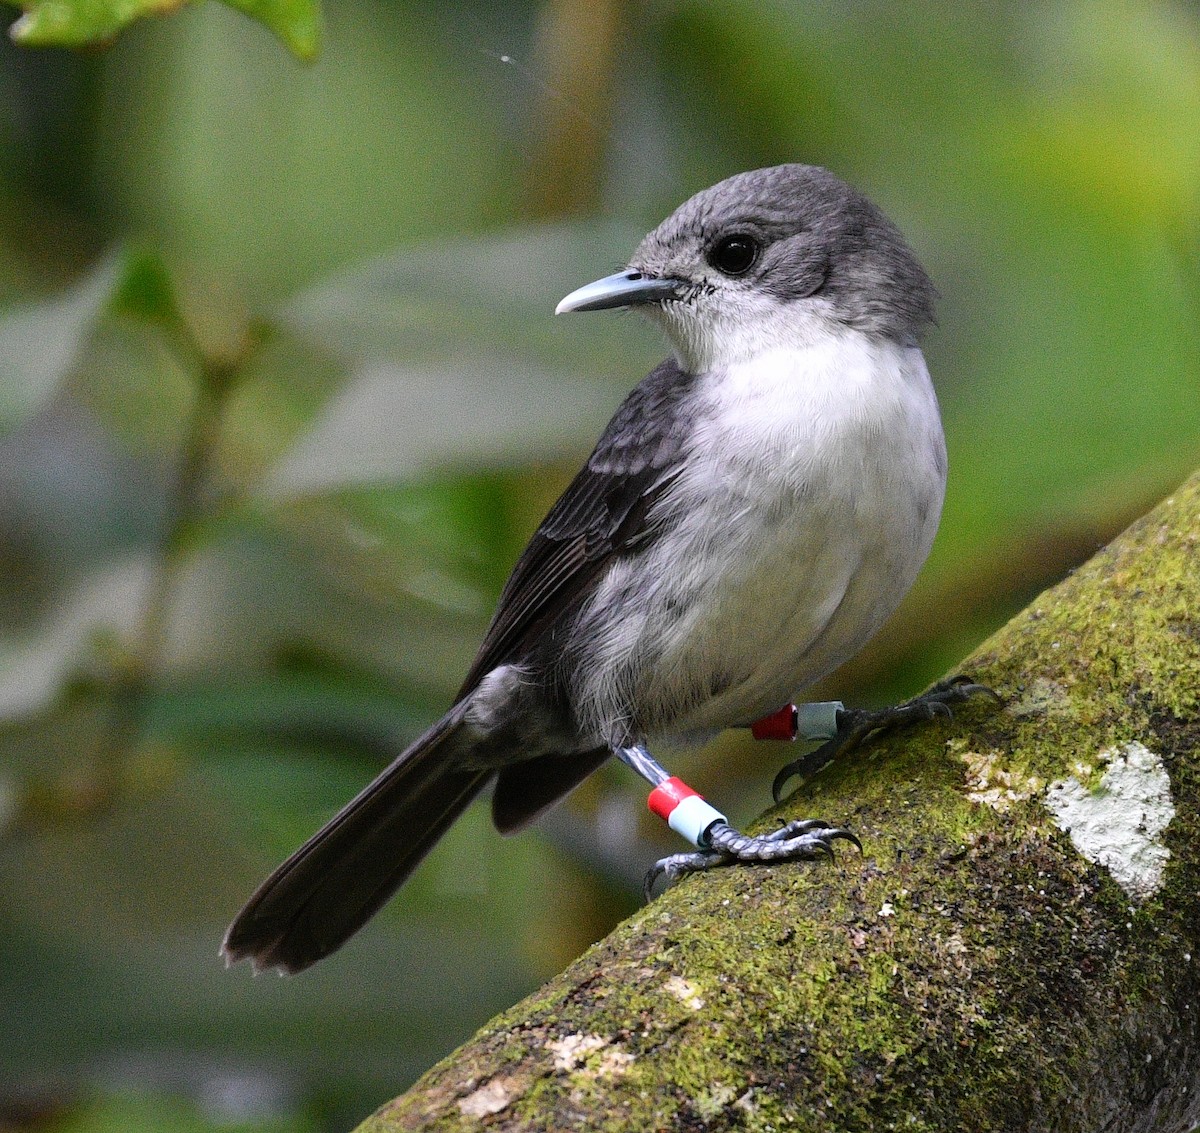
<box><xmin>1</xmin><ymin>0</ymin><xmax>1198</xmax><ymax>1129</ymax></box>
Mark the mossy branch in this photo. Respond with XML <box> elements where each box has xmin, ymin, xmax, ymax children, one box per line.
<box><xmin>359</xmin><ymin>471</ymin><xmax>1200</xmax><ymax>1133</ymax></box>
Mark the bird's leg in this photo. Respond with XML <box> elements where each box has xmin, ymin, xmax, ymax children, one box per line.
<box><xmin>770</xmin><ymin>676</ymin><xmax>1001</xmax><ymax>802</ymax></box>
<box><xmin>616</xmin><ymin>744</ymin><xmax>859</xmax><ymax>900</ymax></box>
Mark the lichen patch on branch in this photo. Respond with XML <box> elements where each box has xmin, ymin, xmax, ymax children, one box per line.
<box><xmin>1044</xmin><ymin>740</ymin><xmax>1175</xmax><ymax>901</ymax></box>
<box><xmin>544</xmin><ymin>1032</ymin><xmax>634</xmax><ymax>1077</ymax></box>
<box><xmin>956</xmin><ymin>742</ymin><xmax>1044</xmax><ymax>812</ymax></box>
<box><xmin>663</xmin><ymin>975</ymin><xmax>705</xmax><ymax>1010</ymax></box>
<box><xmin>456</xmin><ymin>1076</ymin><xmax>519</xmax><ymax>1119</ymax></box>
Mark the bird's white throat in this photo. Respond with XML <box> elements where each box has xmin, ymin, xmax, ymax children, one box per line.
<box><xmin>648</xmin><ymin>287</ymin><xmax>847</xmax><ymax>374</ymax></box>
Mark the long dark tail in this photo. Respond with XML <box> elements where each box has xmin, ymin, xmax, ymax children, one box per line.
<box><xmin>222</xmin><ymin>709</ymin><xmax>489</xmax><ymax>973</ymax></box>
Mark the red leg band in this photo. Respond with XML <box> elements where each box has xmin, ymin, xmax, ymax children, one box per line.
<box><xmin>647</xmin><ymin>776</ymin><xmax>700</xmax><ymax>821</ymax></box>
<box><xmin>750</xmin><ymin>703</ymin><xmax>799</xmax><ymax>741</ymax></box>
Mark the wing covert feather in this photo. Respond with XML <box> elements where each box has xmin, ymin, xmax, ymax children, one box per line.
<box><xmin>456</xmin><ymin>357</ymin><xmax>695</xmax><ymax>698</ymax></box>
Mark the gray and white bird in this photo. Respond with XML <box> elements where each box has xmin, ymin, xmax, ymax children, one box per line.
<box><xmin>224</xmin><ymin>164</ymin><xmax>978</xmax><ymax>974</ymax></box>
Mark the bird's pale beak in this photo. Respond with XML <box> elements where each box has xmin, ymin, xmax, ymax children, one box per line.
<box><xmin>555</xmin><ymin>269</ymin><xmax>684</xmax><ymax>315</ymax></box>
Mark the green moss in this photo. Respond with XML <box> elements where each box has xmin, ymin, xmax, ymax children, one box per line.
<box><xmin>363</xmin><ymin>473</ymin><xmax>1200</xmax><ymax>1132</ymax></box>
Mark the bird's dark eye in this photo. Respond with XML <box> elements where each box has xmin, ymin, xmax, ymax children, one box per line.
<box><xmin>707</xmin><ymin>234</ymin><xmax>759</xmax><ymax>276</ymax></box>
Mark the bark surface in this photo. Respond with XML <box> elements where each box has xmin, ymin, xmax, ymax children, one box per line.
<box><xmin>358</xmin><ymin>471</ymin><xmax>1200</xmax><ymax>1133</ymax></box>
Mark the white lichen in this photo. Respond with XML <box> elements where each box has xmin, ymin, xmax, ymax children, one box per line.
<box><xmin>693</xmin><ymin>1084</ymin><xmax>737</xmax><ymax>1120</ymax></box>
<box><xmin>733</xmin><ymin>1088</ymin><xmax>759</xmax><ymax>1115</ymax></box>
<box><xmin>457</xmin><ymin>1077</ymin><xmax>516</xmax><ymax>1118</ymax></box>
<box><xmin>959</xmin><ymin>746</ymin><xmax>1043</xmax><ymax>812</ymax></box>
<box><xmin>545</xmin><ymin>1033</ymin><xmax>634</xmax><ymax>1078</ymax></box>
<box><xmin>546</xmin><ymin>1033</ymin><xmax>609</xmax><ymax>1072</ymax></box>
<box><xmin>1044</xmin><ymin>741</ymin><xmax>1175</xmax><ymax>901</ymax></box>
<box><xmin>596</xmin><ymin>1048</ymin><xmax>635</xmax><ymax>1076</ymax></box>
<box><xmin>664</xmin><ymin>975</ymin><xmax>704</xmax><ymax>1010</ymax></box>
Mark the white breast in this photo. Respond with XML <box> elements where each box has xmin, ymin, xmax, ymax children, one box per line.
<box><xmin>569</xmin><ymin>328</ymin><xmax>946</xmax><ymax>746</ymax></box>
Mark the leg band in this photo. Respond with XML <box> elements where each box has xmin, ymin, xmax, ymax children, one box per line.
<box><xmin>647</xmin><ymin>777</ymin><xmax>727</xmax><ymax>848</ymax></box>
<box><xmin>749</xmin><ymin>701</ymin><xmax>844</xmax><ymax>741</ymax></box>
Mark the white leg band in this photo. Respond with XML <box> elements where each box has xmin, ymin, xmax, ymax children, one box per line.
<box><xmin>795</xmin><ymin>701</ymin><xmax>844</xmax><ymax>740</ymax></box>
<box><xmin>668</xmin><ymin>795</ymin><xmax>727</xmax><ymax>848</ymax></box>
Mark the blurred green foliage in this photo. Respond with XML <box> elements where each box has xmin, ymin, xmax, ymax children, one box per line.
<box><xmin>4</xmin><ymin>0</ymin><xmax>320</xmax><ymax>60</ymax></box>
<box><xmin>1</xmin><ymin>1</ymin><xmax>1198</xmax><ymax>1131</ymax></box>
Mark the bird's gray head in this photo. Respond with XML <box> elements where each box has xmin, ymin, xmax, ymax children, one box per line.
<box><xmin>557</xmin><ymin>164</ymin><xmax>936</xmax><ymax>373</ymax></box>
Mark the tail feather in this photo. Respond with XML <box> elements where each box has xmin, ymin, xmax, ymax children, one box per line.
<box><xmin>222</xmin><ymin>710</ymin><xmax>489</xmax><ymax>973</ymax></box>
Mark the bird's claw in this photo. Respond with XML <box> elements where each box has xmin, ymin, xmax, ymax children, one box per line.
<box><xmin>643</xmin><ymin>818</ymin><xmax>859</xmax><ymax>900</ymax></box>
<box><xmin>772</xmin><ymin>675</ymin><xmax>1000</xmax><ymax>802</ymax></box>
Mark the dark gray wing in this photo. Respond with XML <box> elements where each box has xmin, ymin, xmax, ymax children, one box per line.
<box><xmin>456</xmin><ymin>356</ymin><xmax>695</xmax><ymax>699</ymax></box>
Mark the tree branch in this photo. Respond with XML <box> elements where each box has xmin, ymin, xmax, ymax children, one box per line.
<box><xmin>359</xmin><ymin>470</ymin><xmax>1200</xmax><ymax>1133</ymax></box>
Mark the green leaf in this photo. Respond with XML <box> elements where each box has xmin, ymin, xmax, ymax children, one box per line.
<box><xmin>8</xmin><ymin>0</ymin><xmax>185</xmax><ymax>48</ymax></box>
<box><xmin>0</xmin><ymin>254</ymin><xmax>118</xmax><ymax>436</ymax></box>
<box><xmin>0</xmin><ymin>247</ymin><xmax>192</xmax><ymax>439</ymax></box>
<box><xmin>109</xmin><ymin>247</ymin><xmax>184</xmax><ymax>328</ymax></box>
<box><xmin>6</xmin><ymin>0</ymin><xmax>321</xmax><ymax>60</ymax></box>
<box><xmin>221</xmin><ymin>0</ymin><xmax>320</xmax><ymax>60</ymax></box>
<box><xmin>262</xmin><ymin>224</ymin><xmax>662</xmax><ymax>498</ymax></box>
<box><xmin>0</xmin><ymin>558</ymin><xmax>151</xmax><ymax>720</ymax></box>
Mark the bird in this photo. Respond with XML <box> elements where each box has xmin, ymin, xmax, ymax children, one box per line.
<box><xmin>223</xmin><ymin>163</ymin><xmax>984</xmax><ymax>975</ymax></box>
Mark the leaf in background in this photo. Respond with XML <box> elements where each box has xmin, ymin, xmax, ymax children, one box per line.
<box><xmin>0</xmin><ymin>555</ymin><xmax>150</xmax><ymax>719</ymax></box>
<box><xmin>219</xmin><ymin>0</ymin><xmax>319</xmax><ymax>60</ymax></box>
<box><xmin>0</xmin><ymin>246</ymin><xmax>191</xmax><ymax>438</ymax></box>
<box><xmin>108</xmin><ymin>246</ymin><xmax>184</xmax><ymax>328</ymax></box>
<box><xmin>261</xmin><ymin>224</ymin><xmax>663</xmax><ymax>498</ymax></box>
<box><xmin>277</xmin><ymin>223</ymin><xmax>647</xmax><ymax>366</ymax></box>
<box><xmin>7</xmin><ymin>0</ymin><xmax>186</xmax><ymax>48</ymax></box>
<box><xmin>260</xmin><ymin>358</ymin><xmax>632</xmax><ymax>498</ymax></box>
<box><xmin>0</xmin><ymin>254</ymin><xmax>119</xmax><ymax>437</ymax></box>
<box><xmin>6</xmin><ymin>0</ymin><xmax>320</xmax><ymax>60</ymax></box>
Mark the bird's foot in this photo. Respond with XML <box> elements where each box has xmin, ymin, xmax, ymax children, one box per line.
<box><xmin>643</xmin><ymin>818</ymin><xmax>860</xmax><ymax>900</ymax></box>
<box><xmin>772</xmin><ymin>675</ymin><xmax>1000</xmax><ymax>802</ymax></box>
